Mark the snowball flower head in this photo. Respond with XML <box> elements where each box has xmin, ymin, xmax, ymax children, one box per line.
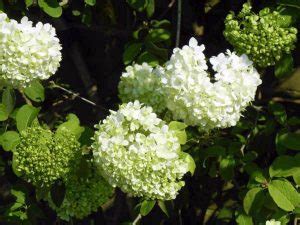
<box><xmin>14</xmin><ymin>126</ymin><xmax>81</xmax><ymax>187</ymax></box>
<box><xmin>224</xmin><ymin>3</ymin><xmax>297</xmax><ymax>67</ymax></box>
<box><xmin>48</xmin><ymin>159</ymin><xmax>114</xmax><ymax>221</ymax></box>
<box><xmin>0</xmin><ymin>12</ymin><xmax>62</xmax><ymax>88</ymax></box>
<box><xmin>161</xmin><ymin>37</ymin><xmax>262</xmax><ymax>130</ymax></box>
<box><xmin>92</xmin><ymin>101</ymin><xmax>192</xmax><ymax>200</ymax></box>
<box><xmin>118</xmin><ymin>63</ymin><xmax>167</xmax><ymax>114</ymax></box>
<box><xmin>266</xmin><ymin>219</ymin><xmax>281</xmax><ymax>225</ymax></box>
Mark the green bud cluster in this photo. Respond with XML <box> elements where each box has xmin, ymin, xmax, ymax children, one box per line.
<box><xmin>224</xmin><ymin>3</ymin><xmax>297</xmax><ymax>67</ymax></box>
<box><xmin>14</xmin><ymin>126</ymin><xmax>81</xmax><ymax>187</ymax></box>
<box><xmin>47</xmin><ymin>159</ymin><xmax>114</xmax><ymax>221</ymax></box>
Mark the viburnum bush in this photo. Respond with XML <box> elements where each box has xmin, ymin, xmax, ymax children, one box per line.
<box><xmin>0</xmin><ymin>1</ymin><xmax>299</xmax><ymax>225</ymax></box>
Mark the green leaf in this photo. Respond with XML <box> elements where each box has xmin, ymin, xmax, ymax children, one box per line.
<box><xmin>24</xmin><ymin>81</ymin><xmax>45</xmax><ymax>102</ymax></box>
<box><xmin>50</xmin><ymin>182</ymin><xmax>66</xmax><ymax>208</ymax></box>
<box><xmin>180</xmin><ymin>152</ymin><xmax>196</xmax><ymax>175</ymax></box>
<box><xmin>25</xmin><ymin>0</ymin><xmax>34</xmax><ymax>7</ymax></box>
<box><xmin>145</xmin><ymin>41</ymin><xmax>168</xmax><ymax>61</ymax></box>
<box><xmin>268</xmin><ymin>179</ymin><xmax>300</xmax><ymax>211</ymax></box>
<box><xmin>220</xmin><ymin>156</ymin><xmax>236</xmax><ymax>181</ymax></box>
<box><xmin>16</xmin><ymin>105</ymin><xmax>40</xmax><ymax>132</ymax></box>
<box><xmin>293</xmin><ymin>173</ymin><xmax>300</xmax><ymax>185</ymax></box>
<box><xmin>123</xmin><ymin>42</ymin><xmax>143</xmax><ymax>65</ymax></box>
<box><xmin>127</xmin><ymin>0</ymin><xmax>147</xmax><ymax>11</ymax></box>
<box><xmin>137</xmin><ymin>51</ymin><xmax>159</xmax><ymax>66</ymax></box>
<box><xmin>146</xmin><ymin>28</ymin><xmax>171</xmax><ymax>43</ymax></box>
<box><xmin>2</xmin><ymin>87</ymin><xmax>15</xmax><ymax>114</ymax></box>
<box><xmin>12</xmin><ymin>155</ymin><xmax>22</xmax><ymax>177</ymax></box>
<box><xmin>269</xmin><ymin>155</ymin><xmax>300</xmax><ymax>178</ymax></box>
<box><xmin>0</xmin><ymin>104</ymin><xmax>8</xmax><ymax>121</ymax></box>
<box><xmin>243</xmin><ymin>188</ymin><xmax>265</xmax><ymax>215</ymax></box>
<box><xmin>146</xmin><ymin>0</ymin><xmax>155</xmax><ymax>17</ymax></box>
<box><xmin>268</xmin><ymin>101</ymin><xmax>287</xmax><ymax>125</ymax></box>
<box><xmin>38</xmin><ymin>0</ymin><xmax>62</xmax><ymax>18</ymax></box>
<box><xmin>140</xmin><ymin>200</ymin><xmax>156</xmax><ymax>216</ymax></box>
<box><xmin>275</xmin><ymin>54</ymin><xmax>294</xmax><ymax>79</ymax></box>
<box><xmin>85</xmin><ymin>0</ymin><xmax>96</xmax><ymax>6</ymax></box>
<box><xmin>158</xmin><ymin>200</ymin><xmax>169</xmax><ymax>217</ymax></box>
<box><xmin>169</xmin><ymin>121</ymin><xmax>187</xmax><ymax>130</ymax></box>
<box><xmin>277</xmin><ymin>132</ymin><xmax>300</xmax><ymax>150</ymax></box>
<box><xmin>0</xmin><ymin>0</ymin><xmax>3</xmax><ymax>10</ymax></box>
<box><xmin>56</xmin><ymin>114</ymin><xmax>84</xmax><ymax>139</ymax></box>
<box><xmin>204</xmin><ymin>145</ymin><xmax>226</xmax><ymax>158</ymax></box>
<box><xmin>0</xmin><ymin>131</ymin><xmax>20</xmax><ymax>151</ymax></box>
<box><xmin>278</xmin><ymin>0</ymin><xmax>300</xmax><ymax>9</ymax></box>
<box><xmin>236</xmin><ymin>212</ymin><xmax>253</xmax><ymax>225</ymax></box>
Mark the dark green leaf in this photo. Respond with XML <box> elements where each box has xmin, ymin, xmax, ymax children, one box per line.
<box><xmin>123</xmin><ymin>42</ymin><xmax>143</xmax><ymax>65</ymax></box>
<box><xmin>2</xmin><ymin>87</ymin><xmax>15</xmax><ymax>114</ymax></box>
<box><xmin>24</xmin><ymin>81</ymin><xmax>45</xmax><ymax>102</ymax></box>
<box><xmin>140</xmin><ymin>200</ymin><xmax>156</xmax><ymax>216</ymax></box>
<box><xmin>85</xmin><ymin>0</ymin><xmax>96</xmax><ymax>6</ymax></box>
<box><xmin>38</xmin><ymin>0</ymin><xmax>62</xmax><ymax>18</ymax></box>
<box><xmin>268</xmin><ymin>101</ymin><xmax>287</xmax><ymax>125</ymax></box>
<box><xmin>146</xmin><ymin>0</ymin><xmax>155</xmax><ymax>17</ymax></box>
<box><xmin>275</xmin><ymin>54</ymin><xmax>294</xmax><ymax>79</ymax></box>
<box><xmin>277</xmin><ymin>132</ymin><xmax>300</xmax><ymax>150</ymax></box>
<box><xmin>269</xmin><ymin>155</ymin><xmax>300</xmax><ymax>177</ymax></box>
<box><xmin>278</xmin><ymin>0</ymin><xmax>300</xmax><ymax>9</ymax></box>
<box><xmin>158</xmin><ymin>200</ymin><xmax>169</xmax><ymax>217</ymax></box>
<box><xmin>16</xmin><ymin>105</ymin><xmax>40</xmax><ymax>132</ymax></box>
<box><xmin>220</xmin><ymin>156</ymin><xmax>236</xmax><ymax>181</ymax></box>
<box><xmin>50</xmin><ymin>182</ymin><xmax>66</xmax><ymax>208</ymax></box>
<box><xmin>146</xmin><ymin>28</ymin><xmax>171</xmax><ymax>43</ymax></box>
<box><xmin>0</xmin><ymin>104</ymin><xmax>8</xmax><ymax>121</ymax></box>
<box><xmin>127</xmin><ymin>0</ymin><xmax>147</xmax><ymax>11</ymax></box>
<box><xmin>137</xmin><ymin>51</ymin><xmax>159</xmax><ymax>66</ymax></box>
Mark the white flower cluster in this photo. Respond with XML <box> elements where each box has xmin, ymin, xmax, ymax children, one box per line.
<box><xmin>118</xmin><ymin>63</ymin><xmax>166</xmax><ymax>114</ymax></box>
<box><xmin>266</xmin><ymin>220</ymin><xmax>281</xmax><ymax>225</ymax></box>
<box><xmin>93</xmin><ymin>101</ymin><xmax>190</xmax><ymax>200</ymax></box>
<box><xmin>0</xmin><ymin>12</ymin><xmax>62</xmax><ymax>88</ymax></box>
<box><xmin>161</xmin><ymin>38</ymin><xmax>262</xmax><ymax>130</ymax></box>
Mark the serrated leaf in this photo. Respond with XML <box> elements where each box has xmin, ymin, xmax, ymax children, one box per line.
<box><xmin>56</xmin><ymin>114</ymin><xmax>84</xmax><ymax>139</ymax></box>
<box><xmin>2</xmin><ymin>87</ymin><xmax>15</xmax><ymax>114</ymax></box>
<box><xmin>269</xmin><ymin>155</ymin><xmax>300</xmax><ymax>177</ymax></box>
<box><xmin>0</xmin><ymin>131</ymin><xmax>20</xmax><ymax>151</ymax></box>
<box><xmin>243</xmin><ymin>187</ymin><xmax>265</xmax><ymax>215</ymax></box>
<box><xmin>24</xmin><ymin>81</ymin><xmax>45</xmax><ymax>102</ymax></box>
<box><xmin>0</xmin><ymin>103</ymin><xmax>8</xmax><ymax>121</ymax></box>
<box><xmin>16</xmin><ymin>105</ymin><xmax>40</xmax><ymax>132</ymax></box>
<box><xmin>140</xmin><ymin>200</ymin><xmax>156</xmax><ymax>216</ymax></box>
<box><xmin>123</xmin><ymin>42</ymin><xmax>143</xmax><ymax>65</ymax></box>
<box><xmin>268</xmin><ymin>179</ymin><xmax>300</xmax><ymax>211</ymax></box>
<box><xmin>38</xmin><ymin>0</ymin><xmax>62</xmax><ymax>18</ymax></box>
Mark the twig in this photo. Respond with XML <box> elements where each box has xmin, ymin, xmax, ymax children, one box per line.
<box><xmin>132</xmin><ymin>214</ymin><xmax>142</xmax><ymax>225</ymax></box>
<box><xmin>19</xmin><ymin>89</ymin><xmax>32</xmax><ymax>106</ymax></box>
<box><xmin>49</xmin><ymin>81</ymin><xmax>109</xmax><ymax>112</ymax></box>
<box><xmin>175</xmin><ymin>0</ymin><xmax>182</xmax><ymax>47</ymax></box>
<box><xmin>157</xmin><ymin>0</ymin><xmax>176</xmax><ymax>20</ymax></box>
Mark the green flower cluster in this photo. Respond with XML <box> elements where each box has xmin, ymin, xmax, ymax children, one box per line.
<box><xmin>224</xmin><ymin>3</ymin><xmax>297</xmax><ymax>67</ymax></box>
<box><xmin>47</xmin><ymin>159</ymin><xmax>114</xmax><ymax>221</ymax></box>
<box><xmin>14</xmin><ymin>126</ymin><xmax>81</xmax><ymax>187</ymax></box>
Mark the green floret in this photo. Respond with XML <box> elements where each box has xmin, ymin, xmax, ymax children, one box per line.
<box><xmin>224</xmin><ymin>3</ymin><xmax>297</xmax><ymax>68</ymax></box>
<box><xmin>14</xmin><ymin>126</ymin><xmax>81</xmax><ymax>188</ymax></box>
<box><xmin>47</xmin><ymin>159</ymin><xmax>114</xmax><ymax>221</ymax></box>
